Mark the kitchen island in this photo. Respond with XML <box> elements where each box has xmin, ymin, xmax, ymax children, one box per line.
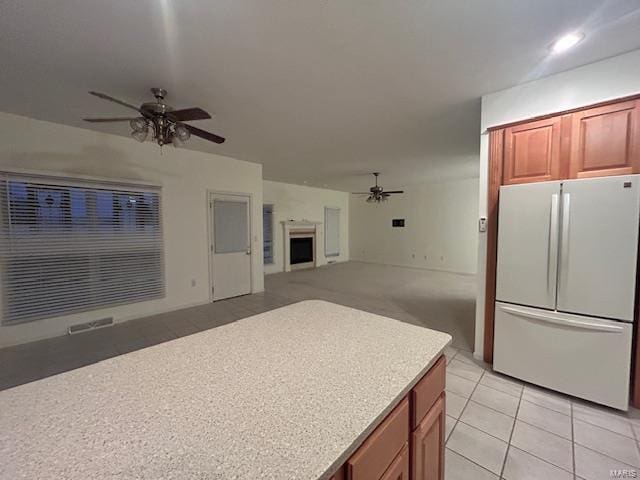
<box><xmin>0</xmin><ymin>300</ymin><xmax>451</xmax><ymax>480</ymax></box>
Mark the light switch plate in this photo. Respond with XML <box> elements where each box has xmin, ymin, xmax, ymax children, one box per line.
<box><xmin>479</xmin><ymin>217</ymin><xmax>487</xmax><ymax>232</ymax></box>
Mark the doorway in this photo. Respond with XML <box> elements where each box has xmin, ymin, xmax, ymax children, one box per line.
<box><xmin>209</xmin><ymin>192</ymin><xmax>252</xmax><ymax>301</ymax></box>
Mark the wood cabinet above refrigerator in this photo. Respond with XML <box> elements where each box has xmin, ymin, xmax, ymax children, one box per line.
<box><xmin>503</xmin><ymin>117</ymin><xmax>562</xmax><ymax>185</ymax></box>
<box><xmin>500</xmin><ymin>98</ymin><xmax>640</xmax><ymax>185</ymax></box>
<box><xmin>569</xmin><ymin>100</ymin><xmax>640</xmax><ymax>179</ymax></box>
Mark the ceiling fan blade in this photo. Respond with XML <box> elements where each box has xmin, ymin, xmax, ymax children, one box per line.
<box><xmin>83</xmin><ymin>117</ymin><xmax>136</xmax><ymax>123</ymax></box>
<box><xmin>89</xmin><ymin>91</ymin><xmax>141</xmax><ymax>113</ymax></box>
<box><xmin>384</xmin><ymin>190</ymin><xmax>404</xmax><ymax>194</ymax></box>
<box><xmin>168</xmin><ymin>107</ymin><xmax>211</xmax><ymax>122</ymax></box>
<box><xmin>184</xmin><ymin>124</ymin><xmax>225</xmax><ymax>144</ymax></box>
<box><xmin>350</xmin><ymin>192</ymin><xmax>371</xmax><ymax>195</ymax></box>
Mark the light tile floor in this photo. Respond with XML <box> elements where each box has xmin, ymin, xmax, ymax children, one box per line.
<box><xmin>443</xmin><ymin>345</ymin><xmax>640</xmax><ymax>480</ymax></box>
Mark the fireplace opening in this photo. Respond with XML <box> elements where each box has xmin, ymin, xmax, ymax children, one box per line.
<box><xmin>290</xmin><ymin>237</ymin><xmax>314</xmax><ymax>265</ymax></box>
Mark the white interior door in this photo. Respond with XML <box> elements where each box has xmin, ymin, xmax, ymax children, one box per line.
<box><xmin>557</xmin><ymin>175</ymin><xmax>640</xmax><ymax>321</ymax></box>
<box><xmin>496</xmin><ymin>181</ymin><xmax>561</xmax><ymax>309</ymax></box>
<box><xmin>210</xmin><ymin>193</ymin><xmax>251</xmax><ymax>301</ymax></box>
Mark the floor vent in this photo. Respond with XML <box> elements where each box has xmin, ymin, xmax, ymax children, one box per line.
<box><xmin>68</xmin><ymin>317</ymin><xmax>114</xmax><ymax>335</ymax></box>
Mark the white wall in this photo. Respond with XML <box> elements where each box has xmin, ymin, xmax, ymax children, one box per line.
<box><xmin>0</xmin><ymin>112</ymin><xmax>264</xmax><ymax>347</ymax></box>
<box><xmin>475</xmin><ymin>48</ymin><xmax>640</xmax><ymax>358</ymax></box>
<box><xmin>263</xmin><ymin>180</ymin><xmax>349</xmax><ymax>274</ymax></box>
<box><xmin>350</xmin><ymin>178</ymin><xmax>479</xmax><ymax>275</ymax></box>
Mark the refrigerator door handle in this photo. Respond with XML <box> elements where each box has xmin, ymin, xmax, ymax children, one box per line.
<box><xmin>558</xmin><ymin>192</ymin><xmax>571</xmax><ymax>297</ymax></box>
<box><xmin>499</xmin><ymin>305</ymin><xmax>624</xmax><ymax>333</ymax></box>
<box><xmin>548</xmin><ymin>193</ymin><xmax>560</xmax><ymax>293</ymax></box>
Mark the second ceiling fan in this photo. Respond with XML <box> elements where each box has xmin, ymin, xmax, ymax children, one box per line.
<box><xmin>352</xmin><ymin>173</ymin><xmax>404</xmax><ymax>203</ymax></box>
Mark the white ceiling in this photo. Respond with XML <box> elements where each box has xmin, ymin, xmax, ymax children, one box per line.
<box><xmin>2</xmin><ymin>1</ymin><xmax>640</xmax><ymax>191</ymax></box>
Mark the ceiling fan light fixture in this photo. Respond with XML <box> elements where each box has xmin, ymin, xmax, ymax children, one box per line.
<box><xmin>174</xmin><ymin>124</ymin><xmax>190</xmax><ymax>142</ymax></box>
<box><xmin>131</xmin><ymin>128</ymin><xmax>148</xmax><ymax>143</ymax></box>
<box><xmin>171</xmin><ymin>135</ymin><xmax>182</xmax><ymax>148</ymax></box>
<box><xmin>130</xmin><ymin>117</ymin><xmax>148</xmax><ymax>132</ymax></box>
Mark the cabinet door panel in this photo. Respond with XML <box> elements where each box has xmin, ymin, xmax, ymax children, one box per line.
<box><xmin>412</xmin><ymin>394</ymin><xmax>445</xmax><ymax>480</ymax></box>
<box><xmin>347</xmin><ymin>398</ymin><xmax>409</xmax><ymax>480</ymax></box>
<box><xmin>411</xmin><ymin>356</ymin><xmax>445</xmax><ymax>429</ymax></box>
<box><xmin>503</xmin><ymin>117</ymin><xmax>562</xmax><ymax>185</ymax></box>
<box><xmin>570</xmin><ymin>100</ymin><xmax>640</xmax><ymax>178</ymax></box>
<box><xmin>380</xmin><ymin>444</ymin><xmax>409</xmax><ymax>480</ymax></box>
<box><xmin>330</xmin><ymin>466</ymin><xmax>345</xmax><ymax>480</ymax></box>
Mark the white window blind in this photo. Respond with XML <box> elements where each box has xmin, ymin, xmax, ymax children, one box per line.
<box><xmin>213</xmin><ymin>200</ymin><xmax>248</xmax><ymax>254</ymax></box>
<box><xmin>0</xmin><ymin>173</ymin><xmax>165</xmax><ymax>325</ymax></box>
<box><xmin>263</xmin><ymin>204</ymin><xmax>274</xmax><ymax>264</ymax></box>
<box><xmin>324</xmin><ymin>207</ymin><xmax>340</xmax><ymax>257</ymax></box>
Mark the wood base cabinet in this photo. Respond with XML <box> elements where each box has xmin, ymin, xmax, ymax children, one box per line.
<box><xmin>411</xmin><ymin>394</ymin><xmax>445</xmax><ymax>480</ymax></box>
<box><xmin>338</xmin><ymin>355</ymin><xmax>446</xmax><ymax>480</ymax></box>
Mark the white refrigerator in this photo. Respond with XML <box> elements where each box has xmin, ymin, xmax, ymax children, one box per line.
<box><xmin>494</xmin><ymin>175</ymin><xmax>640</xmax><ymax>410</ymax></box>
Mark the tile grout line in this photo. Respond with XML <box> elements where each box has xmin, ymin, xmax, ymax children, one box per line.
<box><xmin>465</xmin><ymin>398</ymin><xmax>518</xmax><ymax>420</ymax></box>
<box><xmin>571</xmin><ymin>417</ymin><xmax>640</xmax><ymax>470</ymax></box>
<box><xmin>445</xmin><ymin>446</ymin><xmax>502</xmax><ymax>478</ymax></box>
<box><xmin>571</xmin><ymin>401</ymin><xmax>576</xmax><ymax>480</ymax></box>
<box><xmin>503</xmin><ymin>444</ymin><xmax>575</xmax><ymax>476</ymax></box>
<box><xmin>448</xmin><ymin>362</ymin><xmax>571</xmax><ymax>476</ymax></box>
<box><xmin>459</xmin><ymin>401</ymin><xmax>576</xmax><ymax>446</ymax></box>
<box><xmin>631</xmin><ymin>413</ymin><xmax>640</xmax><ymax>465</ymax></box>
<box><xmin>499</xmin><ymin>379</ymin><xmax>524</xmax><ymax>479</ymax></box>
<box><xmin>447</xmin><ymin>358</ymin><xmax>485</xmax><ymax>446</ymax></box>
<box><xmin>573</xmin><ymin>442</ymin><xmax>640</xmax><ymax>470</ymax></box>
<box><xmin>447</xmin><ymin>366</ymin><xmax>514</xmax><ymax>478</ymax></box>
<box><xmin>568</xmin><ymin>412</ymin><xmax>638</xmax><ymax>440</ymax></box>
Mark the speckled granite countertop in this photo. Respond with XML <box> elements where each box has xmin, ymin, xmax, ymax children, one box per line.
<box><xmin>0</xmin><ymin>300</ymin><xmax>451</xmax><ymax>480</ymax></box>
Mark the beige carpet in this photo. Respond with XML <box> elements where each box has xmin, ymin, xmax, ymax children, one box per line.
<box><xmin>265</xmin><ymin>261</ymin><xmax>477</xmax><ymax>351</ymax></box>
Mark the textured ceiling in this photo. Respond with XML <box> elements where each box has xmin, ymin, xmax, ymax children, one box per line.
<box><xmin>2</xmin><ymin>0</ymin><xmax>640</xmax><ymax>191</ymax></box>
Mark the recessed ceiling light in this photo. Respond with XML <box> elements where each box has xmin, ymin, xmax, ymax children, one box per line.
<box><xmin>550</xmin><ymin>32</ymin><xmax>584</xmax><ymax>54</ymax></box>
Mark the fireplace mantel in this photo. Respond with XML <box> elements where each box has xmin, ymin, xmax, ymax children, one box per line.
<box><xmin>281</xmin><ymin>220</ymin><xmax>322</xmax><ymax>228</ymax></box>
<box><xmin>281</xmin><ymin>220</ymin><xmax>322</xmax><ymax>272</ymax></box>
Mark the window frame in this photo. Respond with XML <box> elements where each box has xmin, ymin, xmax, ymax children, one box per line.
<box><xmin>263</xmin><ymin>203</ymin><xmax>275</xmax><ymax>265</ymax></box>
<box><xmin>324</xmin><ymin>206</ymin><xmax>341</xmax><ymax>258</ymax></box>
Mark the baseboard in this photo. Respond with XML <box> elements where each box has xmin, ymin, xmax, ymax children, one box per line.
<box><xmin>0</xmin><ymin>298</ymin><xmax>215</xmax><ymax>349</ymax></box>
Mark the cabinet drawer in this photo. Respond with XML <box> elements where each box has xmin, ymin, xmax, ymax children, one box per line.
<box><xmin>411</xmin><ymin>355</ymin><xmax>445</xmax><ymax>429</ymax></box>
<box><xmin>346</xmin><ymin>397</ymin><xmax>409</xmax><ymax>480</ymax></box>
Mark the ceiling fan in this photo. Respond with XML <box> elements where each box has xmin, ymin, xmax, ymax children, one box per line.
<box><xmin>352</xmin><ymin>172</ymin><xmax>404</xmax><ymax>203</ymax></box>
<box><xmin>83</xmin><ymin>88</ymin><xmax>225</xmax><ymax>147</ymax></box>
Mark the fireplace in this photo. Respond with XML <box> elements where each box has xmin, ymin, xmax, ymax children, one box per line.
<box><xmin>290</xmin><ymin>237</ymin><xmax>314</xmax><ymax>265</ymax></box>
<box><xmin>289</xmin><ymin>230</ymin><xmax>315</xmax><ymax>270</ymax></box>
<box><xmin>281</xmin><ymin>221</ymin><xmax>320</xmax><ymax>272</ymax></box>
